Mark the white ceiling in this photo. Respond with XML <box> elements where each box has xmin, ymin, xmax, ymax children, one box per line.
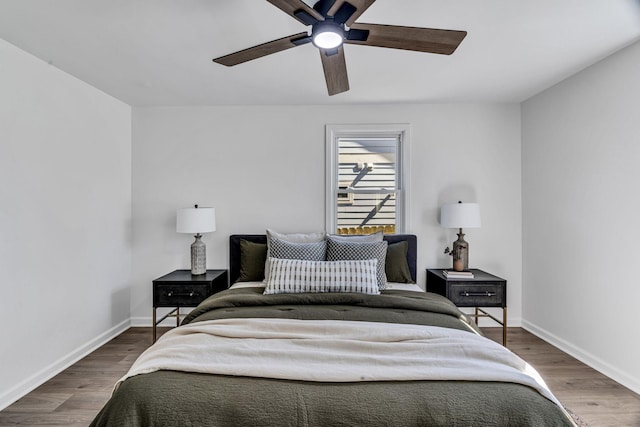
<box><xmin>1</xmin><ymin>0</ymin><xmax>639</xmax><ymax>106</ymax></box>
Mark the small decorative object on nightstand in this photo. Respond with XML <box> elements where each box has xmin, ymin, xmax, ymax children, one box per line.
<box><xmin>426</xmin><ymin>268</ymin><xmax>507</xmax><ymax>346</ymax></box>
<box><xmin>177</xmin><ymin>204</ymin><xmax>216</xmax><ymax>275</ymax></box>
<box><xmin>440</xmin><ymin>201</ymin><xmax>481</xmax><ymax>271</ymax></box>
<box><xmin>152</xmin><ymin>269</ymin><xmax>228</xmax><ymax>342</ymax></box>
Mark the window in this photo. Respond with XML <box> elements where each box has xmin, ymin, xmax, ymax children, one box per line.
<box><xmin>326</xmin><ymin>124</ymin><xmax>410</xmax><ymax>235</ymax></box>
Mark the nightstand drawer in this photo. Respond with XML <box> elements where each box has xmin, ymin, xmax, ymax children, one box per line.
<box><xmin>448</xmin><ymin>283</ymin><xmax>504</xmax><ymax>307</ymax></box>
<box><xmin>154</xmin><ymin>284</ymin><xmax>210</xmax><ymax>307</ymax></box>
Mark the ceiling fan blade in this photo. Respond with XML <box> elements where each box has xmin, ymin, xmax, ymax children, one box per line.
<box><xmin>332</xmin><ymin>2</ymin><xmax>357</xmax><ymax>25</ymax></box>
<box><xmin>319</xmin><ymin>47</ymin><xmax>349</xmax><ymax>96</ymax></box>
<box><xmin>346</xmin><ymin>23</ymin><xmax>467</xmax><ymax>55</ymax></box>
<box><xmin>314</xmin><ymin>0</ymin><xmax>336</xmax><ymax>16</ymax></box>
<box><xmin>213</xmin><ymin>32</ymin><xmax>311</xmax><ymax>66</ymax></box>
<box><xmin>328</xmin><ymin>0</ymin><xmax>376</xmax><ymax>26</ymax></box>
<box><xmin>267</xmin><ymin>0</ymin><xmax>324</xmax><ymax>25</ymax></box>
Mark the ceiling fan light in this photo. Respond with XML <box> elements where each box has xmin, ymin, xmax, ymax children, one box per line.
<box><xmin>313</xmin><ymin>29</ymin><xmax>343</xmax><ymax>49</ymax></box>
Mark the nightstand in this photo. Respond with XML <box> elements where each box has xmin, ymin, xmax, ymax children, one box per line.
<box><xmin>426</xmin><ymin>268</ymin><xmax>507</xmax><ymax>346</ymax></box>
<box><xmin>152</xmin><ymin>269</ymin><xmax>228</xmax><ymax>342</ymax></box>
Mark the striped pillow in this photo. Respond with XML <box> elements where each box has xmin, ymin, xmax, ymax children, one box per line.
<box><xmin>264</xmin><ymin>258</ymin><xmax>380</xmax><ymax>295</ymax></box>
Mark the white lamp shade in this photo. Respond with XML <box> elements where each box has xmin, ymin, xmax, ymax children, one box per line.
<box><xmin>440</xmin><ymin>202</ymin><xmax>481</xmax><ymax>228</ymax></box>
<box><xmin>176</xmin><ymin>207</ymin><xmax>216</xmax><ymax>234</ymax></box>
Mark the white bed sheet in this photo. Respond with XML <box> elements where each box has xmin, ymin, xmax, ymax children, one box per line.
<box><xmin>230</xmin><ymin>281</ymin><xmax>424</xmax><ymax>292</ymax></box>
<box><xmin>384</xmin><ymin>283</ymin><xmax>424</xmax><ymax>292</ymax></box>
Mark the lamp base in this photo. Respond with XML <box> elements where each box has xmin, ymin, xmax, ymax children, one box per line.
<box><xmin>190</xmin><ymin>234</ymin><xmax>206</xmax><ymax>275</ymax></box>
<box><xmin>451</xmin><ymin>230</ymin><xmax>469</xmax><ymax>272</ymax></box>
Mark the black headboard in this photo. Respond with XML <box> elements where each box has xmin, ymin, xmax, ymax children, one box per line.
<box><xmin>229</xmin><ymin>234</ymin><xmax>417</xmax><ymax>285</ymax></box>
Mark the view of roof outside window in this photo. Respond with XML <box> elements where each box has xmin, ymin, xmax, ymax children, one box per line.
<box><xmin>336</xmin><ymin>136</ymin><xmax>399</xmax><ymax>235</ymax></box>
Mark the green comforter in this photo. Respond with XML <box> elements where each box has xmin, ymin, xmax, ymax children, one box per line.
<box><xmin>90</xmin><ymin>288</ymin><xmax>574</xmax><ymax>426</ymax></box>
<box><xmin>182</xmin><ymin>287</ymin><xmax>479</xmax><ymax>331</ymax></box>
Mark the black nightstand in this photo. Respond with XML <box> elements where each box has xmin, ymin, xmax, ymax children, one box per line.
<box><xmin>152</xmin><ymin>269</ymin><xmax>228</xmax><ymax>342</ymax></box>
<box><xmin>426</xmin><ymin>268</ymin><xmax>507</xmax><ymax>346</ymax></box>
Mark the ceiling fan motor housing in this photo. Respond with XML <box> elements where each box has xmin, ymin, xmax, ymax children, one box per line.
<box><xmin>312</xmin><ymin>19</ymin><xmax>345</xmax><ymax>49</ymax></box>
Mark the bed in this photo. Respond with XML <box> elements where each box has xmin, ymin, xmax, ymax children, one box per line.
<box><xmin>91</xmin><ymin>233</ymin><xmax>575</xmax><ymax>426</ymax></box>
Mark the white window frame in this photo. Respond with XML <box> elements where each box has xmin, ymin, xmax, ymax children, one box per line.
<box><xmin>325</xmin><ymin>123</ymin><xmax>411</xmax><ymax>234</ymax></box>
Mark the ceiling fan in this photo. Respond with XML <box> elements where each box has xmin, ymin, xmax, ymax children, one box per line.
<box><xmin>213</xmin><ymin>0</ymin><xmax>467</xmax><ymax>96</ymax></box>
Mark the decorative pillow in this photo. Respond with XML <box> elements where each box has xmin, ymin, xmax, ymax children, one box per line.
<box><xmin>266</xmin><ymin>229</ymin><xmax>326</xmax><ymax>244</ymax></box>
<box><xmin>264</xmin><ymin>258</ymin><xmax>379</xmax><ymax>295</ymax></box>
<box><xmin>264</xmin><ymin>229</ymin><xmax>327</xmax><ymax>280</ymax></box>
<box><xmin>237</xmin><ymin>240</ymin><xmax>267</xmax><ymax>282</ymax></box>
<box><xmin>269</xmin><ymin>237</ymin><xmax>326</xmax><ymax>261</ymax></box>
<box><xmin>327</xmin><ymin>231</ymin><xmax>383</xmax><ymax>243</ymax></box>
<box><xmin>385</xmin><ymin>241</ymin><xmax>414</xmax><ymax>284</ymax></box>
<box><xmin>326</xmin><ymin>240</ymin><xmax>388</xmax><ymax>289</ymax></box>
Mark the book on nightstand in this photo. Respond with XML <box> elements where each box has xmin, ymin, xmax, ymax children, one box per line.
<box><xmin>443</xmin><ymin>270</ymin><xmax>475</xmax><ymax>279</ymax></box>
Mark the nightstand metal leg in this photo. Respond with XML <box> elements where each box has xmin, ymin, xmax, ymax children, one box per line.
<box><xmin>503</xmin><ymin>307</ymin><xmax>508</xmax><ymax>347</ymax></box>
<box><xmin>474</xmin><ymin>307</ymin><xmax>479</xmax><ymax>324</ymax></box>
<box><xmin>153</xmin><ymin>308</ymin><xmax>179</xmax><ymax>343</ymax></box>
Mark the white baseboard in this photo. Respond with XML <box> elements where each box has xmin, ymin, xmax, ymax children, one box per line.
<box><xmin>130</xmin><ymin>312</ymin><xmax>189</xmax><ymax>327</ymax></box>
<box><xmin>0</xmin><ymin>318</ymin><xmax>131</xmax><ymax>411</ymax></box>
<box><xmin>131</xmin><ymin>316</ymin><xmax>174</xmax><ymax>327</ymax></box>
<box><xmin>522</xmin><ymin>319</ymin><xmax>640</xmax><ymax>395</ymax></box>
<box><xmin>130</xmin><ymin>318</ymin><xmax>184</xmax><ymax>327</ymax></box>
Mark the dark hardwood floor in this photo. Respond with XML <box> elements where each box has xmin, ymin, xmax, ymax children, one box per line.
<box><xmin>483</xmin><ymin>328</ymin><xmax>640</xmax><ymax>427</ymax></box>
<box><xmin>1</xmin><ymin>327</ymin><xmax>639</xmax><ymax>426</ymax></box>
<box><xmin>0</xmin><ymin>328</ymin><xmax>155</xmax><ymax>426</ymax></box>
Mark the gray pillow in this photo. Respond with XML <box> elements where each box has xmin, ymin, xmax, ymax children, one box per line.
<box><xmin>269</xmin><ymin>237</ymin><xmax>327</xmax><ymax>262</ymax></box>
<box><xmin>326</xmin><ymin>239</ymin><xmax>388</xmax><ymax>289</ymax></box>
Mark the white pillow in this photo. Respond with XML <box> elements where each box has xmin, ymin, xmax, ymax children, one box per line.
<box><xmin>264</xmin><ymin>229</ymin><xmax>327</xmax><ymax>281</ymax></box>
<box><xmin>267</xmin><ymin>229</ymin><xmax>326</xmax><ymax>243</ymax></box>
<box><xmin>327</xmin><ymin>231</ymin><xmax>383</xmax><ymax>243</ymax></box>
<box><xmin>264</xmin><ymin>258</ymin><xmax>380</xmax><ymax>295</ymax></box>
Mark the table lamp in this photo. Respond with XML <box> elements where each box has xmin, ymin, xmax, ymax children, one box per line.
<box><xmin>176</xmin><ymin>205</ymin><xmax>216</xmax><ymax>275</ymax></box>
<box><xmin>440</xmin><ymin>201</ymin><xmax>481</xmax><ymax>271</ymax></box>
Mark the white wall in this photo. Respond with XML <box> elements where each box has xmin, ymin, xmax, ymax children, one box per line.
<box><xmin>522</xmin><ymin>40</ymin><xmax>640</xmax><ymax>393</ymax></box>
<box><xmin>0</xmin><ymin>39</ymin><xmax>132</xmax><ymax>409</ymax></box>
<box><xmin>131</xmin><ymin>104</ymin><xmax>521</xmax><ymax>327</ymax></box>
